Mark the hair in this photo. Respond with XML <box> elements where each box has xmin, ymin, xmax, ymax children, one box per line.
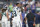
<box><xmin>20</xmin><ymin>7</ymin><xmax>23</xmax><ymax>13</ymax></box>
<box><xmin>2</xmin><ymin>9</ymin><xmax>7</xmax><ymax>13</ymax></box>
<box><xmin>35</xmin><ymin>1</ymin><xmax>38</xmax><ymax>4</ymax></box>
<box><xmin>24</xmin><ymin>4</ymin><xmax>28</xmax><ymax>7</ymax></box>
<box><xmin>16</xmin><ymin>3</ymin><xmax>19</xmax><ymax>6</ymax></box>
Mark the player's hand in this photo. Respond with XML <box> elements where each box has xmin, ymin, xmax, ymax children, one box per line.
<box><xmin>33</xmin><ymin>22</ymin><xmax>35</xmax><ymax>26</ymax></box>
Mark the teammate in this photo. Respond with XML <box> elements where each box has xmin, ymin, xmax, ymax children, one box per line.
<box><xmin>12</xmin><ymin>3</ymin><xmax>21</xmax><ymax>27</ymax></box>
<box><xmin>1</xmin><ymin>8</ymin><xmax>9</xmax><ymax>27</ymax></box>
<box><xmin>6</xmin><ymin>4</ymin><xmax>10</xmax><ymax>27</ymax></box>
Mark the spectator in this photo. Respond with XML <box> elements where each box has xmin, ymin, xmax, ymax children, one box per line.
<box><xmin>26</xmin><ymin>0</ymin><xmax>35</xmax><ymax>5</ymax></box>
<box><xmin>31</xmin><ymin>4</ymin><xmax>36</xmax><ymax>13</ymax></box>
<box><xmin>9</xmin><ymin>2</ymin><xmax>13</xmax><ymax>12</ymax></box>
<box><xmin>26</xmin><ymin>4</ymin><xmax>31</xmax><ymax>14</ymax></box>
<box><xmin>21</xmin><ymin>0</ymin><xmax>26</xmax><ymax>6</ymax></box>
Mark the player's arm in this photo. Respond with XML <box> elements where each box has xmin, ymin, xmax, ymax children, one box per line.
<box><xmin>20</xmin><ymin>14</ymin><xmax>23</xmax><ymax>22</ymax></box>
<box><xmin>25</xmin><ymin>14</ymin><xmax>27</xmax><ymax>21</ymax></box>
<box><xmin>33</xmin><ymin>15</ymin><xmax>35</xmax><ymax>26</ymax></box>
<box><xmin>33</xmin><ymin>14</ymin><xmax>35</xmax><ymax>23</ymax></box>
<box><xmin>0</xmin><ymin>13</ymin><xmax>2</xmax><ymax>20</ymax></box>
<box><xmin>25</xmin><ymin>17</ymin><xmax>27</xmax><ymax>24</ymax></box>
<box><xmin>34</xmin><ymin>17</ymin><xmax>35</xmax><ymax>23</ymax></box>
<box><xmin>25</xmin><ymin>17</ymin><xmax>27</xmax><ymax>21</ymax></box>
<box><xmin>6</xmin><ymin>11</ymin><xmax>9</xmax><ymax>20</ymax></box>
<box><xmin>25</xmin><ymin>14</ymin><xmax>28</xmax><ymax>24</ymax></box>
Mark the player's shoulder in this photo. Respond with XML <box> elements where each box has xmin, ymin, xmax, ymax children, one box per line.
<box><xmin>13</xmin><ymin>6</ymin><xmax>17</xmax><ymax>9</ymax></box>
<box><xmin>13</xmin><ymin>7</ymin><xmax>17</xmax><ymax>11</ymax></box>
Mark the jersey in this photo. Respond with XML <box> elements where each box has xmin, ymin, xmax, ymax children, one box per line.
<box><xmin>2</xmin><ymin>12</ymin><xmax>6</xmax><ymax>16</ymax></box>
<box><xmin>13</xmin><ymin>6</ymin><xmax>21</xmax><ymax>17</ymax></box>
<box><xmin>13</xmin><ymin>10</ymin><xmax>17</xmax><ymax>17</ymax></box>
<box><xmin>12</xmin><ymin>6</ymin><xmax>21</xmax><ymax>23</ymax></box>
<box><xmin>2</xmin><ymin>12</ymin><xmax>7</xmax><ymax>19</ymax></box>
<box><xmin>2</xmin><ymin>11</ymin><xmax>8</xmax><ymax>22</ymax></box>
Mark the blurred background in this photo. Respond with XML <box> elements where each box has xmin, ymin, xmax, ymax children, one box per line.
<box><xmin>0</xmin><ymin>0</ymin><xmax>40</xmax><ymax>27</ymax></box>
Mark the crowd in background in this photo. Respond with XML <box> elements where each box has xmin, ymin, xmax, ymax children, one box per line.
<box><xmin>0</xmin><ymin>0</ymin><xmax>40</xmax><ymax>27</ymax></box>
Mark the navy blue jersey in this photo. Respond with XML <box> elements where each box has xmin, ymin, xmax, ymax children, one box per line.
<box><xmin>35</xmin><ymin>14</ymin><xmax>40</xmax><ymax>24</ymax></box>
